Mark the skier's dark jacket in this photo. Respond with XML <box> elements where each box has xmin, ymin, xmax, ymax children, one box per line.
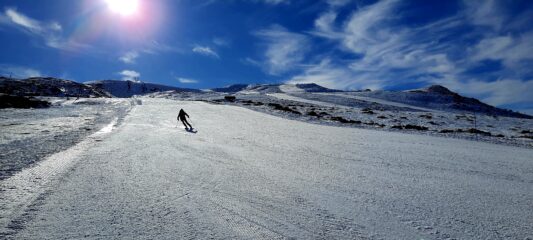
<box><xmin>178</xmin><ymin>109</ymin><xmax>189</xmax><ymax>121</ymax></box>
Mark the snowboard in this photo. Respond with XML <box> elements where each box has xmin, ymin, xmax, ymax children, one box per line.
<box><xmin>185</xmin><ymin>127</ymin><xmax>198</xmax><ymax>133</ymax></box>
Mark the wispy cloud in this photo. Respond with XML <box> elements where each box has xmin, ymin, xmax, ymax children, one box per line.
<box><xmin>253</xmin><ymin>25</ymin><xmax>310</xmax><ymax>75</ymax></box>
<box><xmin>0</xmin><ymin>7</ymin><xmax>84</xmax><ymax>50</ymax></box>
<box><xmin>119</xmin><ymin>70</ymin><xmax>140</xmax><ymax>81</ymax></box>
<box><xmin>121</xmin><ymin>41</ymin><xmax>181</xmax><ymax>65</ymax></box>
<box><xmin>326</xmin><ymin>0</ymin><xmax>351</xmax><ymax>7</ymax></box>
<box><xmin>192</xmin><ymin>45</ymin><xmax>220</xmax><ymax>58</ymax></box>
<box><xmin>213</xmin><ymin>37</ymin><xmax>230</xmax><ymax>47</ymax></box>
<box><xmin>283</xmin><ymin>0</ymin><xmax>533</xmax><ymax>110</ymax></box>
<box><xmin>0</xmin><ymin>64</ymin><xmax>42</xmax><ymax>78</ymax></box>
<box><xmin>463</xmin><ymin>0</ymin><xmax>504</xmax><ymax>31</ymax></box>
<box><xmin>142</xmin><ymin>40</ymin><xmax>182</xmax><ymax>54</ymax></box>
<box><xmin>193</xmin><ymin>0</ymin><xmax>289</xmax><ymax>7</ymax></box>
<box><xmin>287</xmin><ymin>58</ymin><xmax>365</xmax><ymax>90</ymax></box>
<box><xmin>119</xmin><ymin>51</ymin><xmax>139</xmax><ymax>64</ymax></box>
<box><xmin>438</xmin><ymin>78</ymin><xmax>533</xmax><ymax>107</ymax></box>
<box><xmin>176</xmin><ymin>77</ymin><xmax>198</xmax><ymax>84</ymax></box>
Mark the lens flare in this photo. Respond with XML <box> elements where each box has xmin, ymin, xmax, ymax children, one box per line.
<box><xmin>105</xmin><ymin>0</ymin><xmax>139</xmax><ymax>16</ymax></box>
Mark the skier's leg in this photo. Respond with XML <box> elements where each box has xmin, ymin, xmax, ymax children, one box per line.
<box><xmin>184</xmin><ymin>119</ymin><xmax>193</xmax><ymax>129</ymax></box>
<box><xmin>181</xmin><ymin>120</ymin><xmax>189</xmax><ymax>129</ymax></box>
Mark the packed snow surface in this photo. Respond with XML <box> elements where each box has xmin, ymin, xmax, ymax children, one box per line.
<box><xmin>0</xmin><ymin>98</ymin><xmax>132</xmax><ymax>180</ymax></box>
<box><xmin>1</xmin><ymin>98</ymin><xmax>532</xmax><ymax>239</ymax></box>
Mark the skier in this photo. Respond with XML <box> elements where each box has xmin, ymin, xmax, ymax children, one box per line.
<box><xmin>177</xmin><ymin>108</ymin><xmax>193</xmax><ymax>130</ymax></box>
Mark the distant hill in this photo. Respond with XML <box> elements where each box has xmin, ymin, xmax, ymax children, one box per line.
<box><xmin>1</xmin><ymin>77</ymin><xmax>529</xmax><ymax>119</ymax></box>
<box><xmin>211</xmin><ymin>83</ymin><xmax>341</xmax><ymax>93</ymax></box>
<box><xmin>355</xmin><ymin>85</ymin><xmax>531</xmax><ymax>119</ymax></box>
<box><xmin>85</xmin><ymin>80</ymin><xmax>200</xmax><ymax>98</ymax></box>
<box><xmin>211</xmin><ymin>84</ymin><xmax>250</xmax><ymax>93</ymax></box>
<box><xmin>0</xmin><ymin>77</ymin><xmax>111</xmax><ymax>98</ymax></box>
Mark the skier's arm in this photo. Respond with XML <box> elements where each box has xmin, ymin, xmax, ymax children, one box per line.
<box><xmin>185</xmin><ymin>112</ymin><xmax>189</xmax><ymax>118</ymax></box>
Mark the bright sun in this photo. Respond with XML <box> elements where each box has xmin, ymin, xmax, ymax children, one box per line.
<box><xmin>105</xmin><ymin>0</ymin><xmax>139</xmax><ymax>16</ymax></box>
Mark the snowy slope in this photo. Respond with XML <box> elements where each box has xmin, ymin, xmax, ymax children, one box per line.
<box><xmin>2</xmin><ymin>98</ymin><xmax>532</xmax><ymax>239</ymax></box>
<box><xmin>316</xmin><ymin>92</ymin><xmax>438</xmax><ymax>112</ymax></box>
<box><xmin>349</xmin><ymin>85</ymin><xmax>531</xmax><ymax>118</ymax></box>
<box><xmin>210</xmin><ymin>83</ymin><xmax>529</xmax><ymax>119</ymax></box>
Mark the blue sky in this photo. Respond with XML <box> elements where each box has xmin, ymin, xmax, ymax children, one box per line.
<box><xmin>0</xmin><ymin>0</ymin><xmax>532</xmax><ymax>113</ymax></box>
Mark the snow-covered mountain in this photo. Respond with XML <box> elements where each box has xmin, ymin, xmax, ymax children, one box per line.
<box><xmin>211</xmin><ymin>83</ymin><xmax>340</xmax><ymax>94</ymax></box>
<box><xmin>85</xmin><ymin>80</ymin><xmax>200</xmax><ymax>98</ymax></box>
<box><xmin>349</xmin><ymin>85</ymin><xmax>531</xmax><ymax>118</ymax></box>
<box><xmin>1</xmin><ymin>77</ymin><xmax>529</xmax><ymax>119</ymax></box>
<box><xmin>0</xmin><ymin>77</ymin><xmax>111</xmax><ymax>98</ymax></box>
<box><xmin>209</xmin><ymin>83</ymin><xmax>529</xmax><ymax>119</ymax></box>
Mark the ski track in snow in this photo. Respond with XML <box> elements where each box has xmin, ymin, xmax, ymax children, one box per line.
<box><xmin>1</xmin><ymin>98</ymin><xmax>533</xmax><ymax>239</ymax></box>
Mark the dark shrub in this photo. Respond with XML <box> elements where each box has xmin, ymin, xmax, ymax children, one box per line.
<box><xmin>439</xmin><ymin>129</ymin><xmax>455</xmax><ymax>133</ymax></box>
<box><xmin>307</xmin><ymin>111</ymin><xmax>319</xmax><ymax>117</ymax></box>
<box><xmin>467</xmin><ymin>128</ymin><xmax>491</xmax><ymax>136</ymax></box>
<box><xmin>404</xmin><ymin>124</ymin><xmax>428</xmax><ymax>131</ymax></box>
<box><xmin>361</xmin><ymin>108</ymin><xmax>374</xmax><ymax>114</ymax></box>
<box><xmin>224</xmin><ymin>95</ymin><xmax>236</xmax><ymax>102</ymax></box>
<box><xmin>330</xmin><ymin>116</ymin><xmax>361</xmax><ymax>124</ymax></box>
<box><xmin>268</xmin><ymin>103</ymin><xmax>301</xmax><ymax>114</ymax></box>
<box><xmin>419</xmin><ymin>114</ymin><xmax>432</xmax><ymax>119</ymax></box>
<box><xmin>0</xmin><ymin>95</ymin><xmax>50</xmax><ymax>109</ymax></box>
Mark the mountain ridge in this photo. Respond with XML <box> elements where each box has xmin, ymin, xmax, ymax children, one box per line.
<box><xmin>0</xmin><ymin>77</ymin><xmax>530</xmax><ymax>118</ymax></box>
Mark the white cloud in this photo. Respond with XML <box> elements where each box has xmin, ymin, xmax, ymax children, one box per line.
<box><xmin>463</xmin><ymin>0</ymin><xmax>504</xmax><ymax>31</ymax></box>
<box><xmin>327</xmin><ymin>0</ymin><xmax>351</xmax><ymax>7</ymax></box>
<box><xmin>254</xmin><ymin>25</ymin><xmax>310</xmax><ymax>75</ymax></box>
<box><xmin>119</xmin><ymin>70</ymin><xmax>140</xmax><ymax>80</ymax></box>
<box><xmin>119</xmin><ymin>51</ymin><xmax>139</xmax><ymax>64</ymax></box>
<box><xmin>287</xmin><ymin>58</ymin><xmax>383</xmax><ymax>90</ymax></box>
<box><xmin>470</xmin><ymin>33</ymin><xmax>533</xmax><ymax>69</ymax></box>
<box><xmin>0</xmin><ymin>64</ymin><xmax>42</xmax><ymax>78</ymax></box>
<box><xmin>49</xmin><ymin>21</ymin><xmax>62</xmax><ymax>31</ymax></box>
<box><xmin>4</xmin><ymin>8</ymin><xmax>43</xmax><ymax>32</ymax></box>
<box><xmin>213</xmin><ymin>37</ymin><xmax>230</xmax><ymax>47</ymax></box>
<box><xmin>176</xmin><ymin>77</ymin><xmax>198</xmax><ymax>84</ymax></box>
<box><xmin>437</xmin><ymin>78</ymin><xmax>533</xmax><ymax>107</ymax></box>
<box><xmin>192</xmin><ymin>46</ymin><xmax>219</xmax><ymax>58</ymax></box>
<box><xmin>310</xmin><ymin>0</ymin><xmax>459</xmax><ymax>88</ymax></box>
<box><xmin>0</xmin><ymin>8</ymin><xmax>89</xmax><ymax>51</ymax></box>
<box><xmin>241</xmin><ymin>57</ymin><xmax>261</xmax><ymax>67</ymax></box>
<box><xmin>282</xmin><ymin>0</ymin><xmax>533</xmax><ymax>110</ymax></box>
<box><xmin>313</xmin><ymin>11</ymin><xmax>340</xmax><ymax>39</ymax></box>
<box><xmin>142</xmin><ymin>40</ymin><xmax>182</xmax><ymax>54</ymax></box>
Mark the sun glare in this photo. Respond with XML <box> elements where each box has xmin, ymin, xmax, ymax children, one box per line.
<box><xmin>105</xmin><ymin>0</ymin><xmax>139</xmax><ymax>16</ymax></box>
